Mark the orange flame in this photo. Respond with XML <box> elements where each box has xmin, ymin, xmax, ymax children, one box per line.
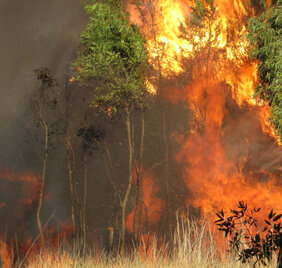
<box><xmin>129</xmin><ymin>0</ymin><xmax>281</xmax><ymax>225</ymax></box>
<box><xmin>146</xmin><ymin>79</ymin><xmax>157</xmax><ymax>95</ymax></box>
<box><xmin>27</xmin><ymin>250</ymin><xmax>74</xmax><ymax>267</ymax></box>
<box><xmin>0</xmin><ymin>168</ymin><xmax>75</xmax><ymax>265</ymax></box>
<box><xmin>0</xmin><ymin>239</ymin><xmax>11</xmax><ymax>268</ymax></box>
<box><xmin>126</xmin><ymin>169</ymin><xmax>164</xmax><ymax>233</ymax></box>
<box><xmin>0</xmin><ymin>168</ymin><xmax>42</xmax><ymax>207</ymax></box>
<box><xmin>176</xmin><ymin>132</ymin><xmax>282</xmax><ymax>222</ymax></box>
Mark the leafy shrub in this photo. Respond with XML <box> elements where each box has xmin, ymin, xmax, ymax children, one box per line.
<box><xmin>215</xmin><ymin>201</ymin><xmax>281</xmax><ymax>267</ymax></box>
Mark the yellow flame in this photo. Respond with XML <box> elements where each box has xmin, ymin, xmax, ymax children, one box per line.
<box><xmin>146</xmin><ymin>79</ymin><xmax>157</xmax><ymax>95</ymax></box>
<box><xmin>131</xmin><ymin>0</ymin><xmax>280</xmax><ymax>142</ymax></box>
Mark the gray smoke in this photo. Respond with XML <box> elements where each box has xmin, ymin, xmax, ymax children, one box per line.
<box><xmin>0</xmin><ymin>0</ymin><xmax>90</xmax><ymax>241</ymax></box>
<box><xmin>0</xmin><ymin>0</ymin><xmax>87</xmax><ymax>169</ymax></box>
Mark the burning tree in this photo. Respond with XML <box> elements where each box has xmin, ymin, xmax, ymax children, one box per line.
<box><xmin>72</xmin><ymin>0</ymin><xmax>149</xmax><ymax>253</ymax></box>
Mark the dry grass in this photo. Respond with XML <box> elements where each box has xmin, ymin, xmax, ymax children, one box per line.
<box><xmin>22</xmin><ymin>217</ymin><xmax>278</xmax><ymax>268</ymax></box>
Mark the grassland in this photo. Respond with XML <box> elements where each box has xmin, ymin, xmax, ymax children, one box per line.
<box><xmin>9</xmin><ymin>217</ymin><xmax>278</xmax><ymax>267</ymax></box>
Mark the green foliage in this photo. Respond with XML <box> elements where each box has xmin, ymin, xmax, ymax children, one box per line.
<box><xmin>73</xmin><ymin>0</ymin><xmax>148</xmax><ymax>111</ymax></box>
<box><xmin>216</xmin><ymin>201</ymin><xmax>282</xmax><ymax>267</ymax></box>
<box><xmin>248</xmin><ymin>0</ymin><xmax>282</xmax><ymax>136</ymax></box>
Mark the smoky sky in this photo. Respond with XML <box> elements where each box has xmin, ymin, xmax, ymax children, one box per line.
<box><xmin>0</xmin><ymin>0</ymin><xmax>88</xmax><ymax>168</ymax></box>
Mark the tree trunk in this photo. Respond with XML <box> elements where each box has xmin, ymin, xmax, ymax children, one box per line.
<box><xmin>36</xmin><ymin>119</ymin><xmax>48</xmax><ymax>246</ymax></box>
<box><xmin>103</xmin><ymin>140</ymin><xmax>121</xmax><ymax>237</ymax></box>
<box><xmin>133</xmin><ymin>112</ymin><xmax>145</xmax><ymax>241</ymax></box>
<box><xmin>82</xmin><ymin>153</ymin><xmax>87</xmax><ymax>256</ymax></box>
<box><xmin>65</xmin><ymin>130</ymin><xmax>76</xmax><ymax>248</ymax></box>
<box><xmin>120</xmin><ymin>106</ymin><xmax>134</xmax><ymax>254</ymax></box>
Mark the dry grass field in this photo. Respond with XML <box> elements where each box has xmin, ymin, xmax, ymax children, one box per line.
<box><xmin>18</xmin><ymin>218</ymin><xmax>278</xmax><ymax>268</ymax></box>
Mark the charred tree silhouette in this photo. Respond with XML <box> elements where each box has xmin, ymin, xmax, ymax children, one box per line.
<box><xmin>216</xmin><ymin>201</ymin><xmax>282</xmax><ymax>268</ymax></box>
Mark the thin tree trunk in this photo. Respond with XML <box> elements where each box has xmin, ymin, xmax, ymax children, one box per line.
<box><xmin>36</xmin><ymin>119</ymin><xmax>48</xmax><ymax>246</ymax></box>
<box><xmin>82</xmin><ymin>153</ymin><xmax>87</xmax><ymax>256</ymax></box>
<box><xmin>104</xmin><ymin>140</ymin><xmax>121</xmax><ymax>236</ymax></box>
<box><xmin>133</xmin><ymin>112</ymin><xmax>145</xmax><ymax>241</ymax></box>
<box><xmin>120</xmin><ymin>106</ymin><xmax>134</xmax><ymax>254</ymax></box>
<box><xmin>65</xmin><ymin>130</ymin><xmax>76</xmax><ymax>248</ymax></box>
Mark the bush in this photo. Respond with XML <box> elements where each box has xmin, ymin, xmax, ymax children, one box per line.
<box><xmin>215</xmin><ymin>201</ymin><xmax>281</xmax><ymax>267</ymax></box>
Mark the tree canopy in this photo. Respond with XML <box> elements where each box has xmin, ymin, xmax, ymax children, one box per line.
<box><xmin>248</xmin><ymin>0</ymin><xmax>282</xmax><ymax>137</ymax></box>
<box><xmin>73</xmin><ymin>0</ymin><xmax>149</xmax><ymax>112</ymax></box>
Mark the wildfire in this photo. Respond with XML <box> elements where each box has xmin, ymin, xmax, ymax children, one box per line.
<box><xmin>27</xmin><ymin>250</ymin><xmax>74</xmax><ymax>268</ymax></box>
<box><xmin>146</xmin><ymin>79</ymin><xmax>157</xmax><ymax>95</ymax></box>
<box><xmin>0</xmin><ymin>168</ymin><xmax>42</xmax><ymax>207</ymax></box>
<box><xmin>175</xmin><ymin>132</ymin><xmax>282</xmax><ymax>223</ymax></box>
<box><xmin>129</xmin><ymin>0</ymin><xmax>281</xmax><ymax>227</ymax></box>
<box><xmin>0</xmin><ymin>1</ymin><xmax>280</xmax><ymax>264</ymax></box>
<box><xmin>0</xmin><ymin>239</ymin><xmax>11</xmax><ymax>268</ymax></box>
<box><xmin>0</xmin><ymin>168</ymin><xmax>75</xmax><ymax>266</ymax></box>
